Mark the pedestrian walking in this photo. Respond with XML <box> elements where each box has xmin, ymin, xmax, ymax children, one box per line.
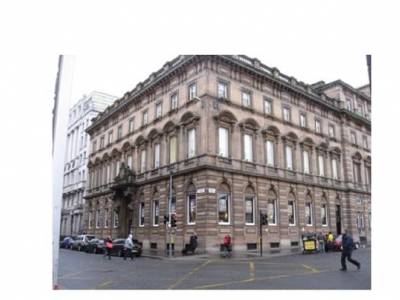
<box><xmin>104</xmin><ymin>236</ymin><xmax>113</xmax><ymax>260</ymax></box>
<box><xmin>340</xmin><ymin>229</ymin><xmax>361</xmax><ymax>271</ymax></box>
<box><xmin>124</xmin><ymin>234</ymin><xmax>134</xmax><ymax>260</ymax></box>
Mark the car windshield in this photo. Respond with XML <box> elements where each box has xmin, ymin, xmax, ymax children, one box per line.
<box><xmin>87</xmin><ymin>236</ymin><xmax>96</xmax><ymax>241</ymax></box>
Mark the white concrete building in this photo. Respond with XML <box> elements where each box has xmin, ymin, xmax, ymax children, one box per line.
<box><xmin>60</xmin><ymin>91</ymin><xmax>117</xmax><ymax>236</ymax></box>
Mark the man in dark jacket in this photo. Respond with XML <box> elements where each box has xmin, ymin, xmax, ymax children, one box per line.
<box><xmin>340</xmin><ymin>230</ymin><xmax>361</xmax><ymax>271</ymax></box>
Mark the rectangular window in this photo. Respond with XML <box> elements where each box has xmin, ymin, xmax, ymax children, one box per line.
<box><xmin>218</xmin><ymin>193</ymin><xmax>229</xmax><ymax>224</ymax></box>
<box><xmin>321</xmin><ymin>204</ymin><xmax>328</xmax><ymax>226</ymax></box>
<box><xmin>288</xmin><ymin>200</ymin><xmax>295</xmax><ymax>225</ymax></box>
<box><xmin>169</xmin><ymin>136</ymin><xmax>177</xmax><ymax>164</ymax></box>
<box><xmin>242</xmin><ymin>91</ymin><xmax>251</xmax><ymax>107</ymax></box>
<box><xmin>188</xmin><ymin>83</ymin><xmax>197</xmax><ymax>100</ymax></box>
<box><xmin>305</xmin><ymin>203</ymin><xmax>313</xmax><ymax>225</ymax></box>
<box><xmin>127</xmin><ymin>155</ymin><xmax>132</xmax><ymax>170</ymax></box>
<box><xmin>351</xmin><ymin>132</ymin><xmax>357</xmax><ymax>144</ymax></box>
<box><xmin>300</xmin><ymin>113</ymin><xmax>306</xmax><ymax>128</ymax></box>
<box><xmin>142</xmin><ymin>110</ymin><xmax>148</xmax><ymax>126</ymax></box>
<box><xmin>244</xmin><ymin>134</ymin><xmax>253</xmax><ymax>161</ymax></box>
<box><xmin>128</xmin><ymin>118</ymin><xmax>134</xmax><ymax>133</ymax></box>
<box><xmin>218</xmin><ymin>82</ymin><xmax>228</xmax><ymax>99</ymax></box>
<box><xmin>171</xmin><ymin>93</ymin><xmax>178</xmax><ymax>110</ymax></box>
<box><xmin>88</xmin><ymin>211</ymin><xmax>93</xmax><ymax>229</ymax></box>
<box><xmin>100</xmin><ymin>136</ymin><xmax>105</xmax><ymax>149</ymax></box>
<box><xmin>108</xmin><ymin>131</ymin><xmax>113</xmax><ymax>144</ymax></box>
<box><xmin>329</xmin><ymin>125</ymin><xmax>335</xmax><ymax>138</ymax></box>
<box><xmin>332</xmin><ymin>158</ymin><xmax>338</xmax><ymax>179</ymax></box>
<box><xmin>188</xmin><ymin>194</ymin><xmax>196</xmax><ymax>224</ymax></box>
<box><xmin>366</xmin><ymin>166</ymin><xmax>371</xmax><ymax>186</ymax></box>
<box><xmin>117</xmin><ymin>125</ymin><xmax>122</xmax><ymax>140</ymax></box>
<box><xmin>315</xmin><ymin>120</ymin><xmax>321</xmax><ymax>133</ymax></box>
<box><xmin>353</xmin><ymin>162</ymin><xmax>361</xmax><ymax>183</ymax></box>
<box><xmin>154</xmin><ymin>143</ymin><xmax>160</xmax><ymax>168</ymax></box>
<box><xmin>219</xmin><ymin>127</ymin><xmax>229</xmax><ymax>157</ymax></box>
<box><xmin>106</xmin><ymin>164</ymin><xmax>111</xmax><ymax>183</ymax></box>
<box><xmin>363</xmin><ymin>136</ymin><xmax>368</xmax><ymax>149</ymax></box>
<box><xmin>245</xmin><ymin>196</ymin><xmax>255</xmax><ymax>224</ymax></box>
<box><xmin>267</xmin><ymin>199</ymin><xmax>277</xmax><ymax>225</ymax></box>
<box><xmin>286</xmin><ymin>146</ymin><xmax>293</xmax><ymax>170</ymax></box>
<box><xmin>303</xmin><ymin>150</ymin><xmax>310</xmax><ymax>174</ymax></box>
<box><xmin>170</xmin><ymin>196</ymin><xmax>176</xmax><ymax>214</ymax></box>
<box><xmin>104</xmin><ymin>208</ymin><xmax>109</xmax><ymax>228</ymax></box>
<box><xmin>92</xmin><ymin>141</ymin><xmax>97</xmax><ymax>152</ymax></box>
<box><xmin>96</xmin><ymin>209</ymin><xmax>100</xmax><ymax>228</ymax></box>
<box><xmin>318</xmin><ymin>155</ymin><xmax>325</xmax><ymax>176</ymax></box>
<box><xmin>156</xmin><ymin>102</ymin><xmax>162</xmax><ymax>118</ymax></box>
<box><xmin>266</xmin><ymin>140</ymin><xmax>275</xmax><ymax>166</ymax></box>
<box><xmin>153</xmin><ymin>200</ymin><xmax>159</xmax><ymax>226</ymax></box>
<box><xmin>188</xmin><ymin>128</ymin><xmax>196</xmax><ymax>158</ymax></box>
<box><xmin>113</xmin><ymin>210</ymin><xmax>119</xmax><ymax>228</ymax></box>
<box><xmin>283</xmin><ymin>107</ymin><xmax>291</xmax><ymax>122</ymax></box>
<box><xmin>140</xmin><ymin>150</ymin><xmax>146</xmax><ymax>173</ymax></box>
<box><xmin>264</xmin><ymin>98</ymin><xmax>272</xmax><ymax>114</ymax></box>
<box><xmin>139</xmin><ymin>202</ymin><xmax>145</xmax><ymax>226</ymax></box>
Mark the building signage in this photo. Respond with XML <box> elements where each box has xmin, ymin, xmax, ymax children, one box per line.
<box><xmin>208</xmin><ymin>188</ymin><xmax>216</xmax><ymax>194</ymax></box>
<box><xmin>197</xmin><ymin>188</ymin><xmax>205</xmax><ymax>194</ymax></box>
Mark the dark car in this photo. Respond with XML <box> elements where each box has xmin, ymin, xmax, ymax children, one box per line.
<box><xmin>71</xmin><ymin>234</ymin><xmax>96</xmax><ymax>251</ymax></box>
<box><xmin>60</xmin><ymin>236</ymin><xmax>75</xmax><ymax>249</ymax></box>
<box><xmin>334</xmin><ymin>234</ymin><xmax>360</xmax><ymax>251</ymax></box>
<box><xmin>111</xmin><ymin>238</ymin><xmax>143</xmax><ymax>257</ymax></box>
<box><xmin>85</xmin><ymin>238</ymin><xmax>105</xmax><ymax>254</ymax></box>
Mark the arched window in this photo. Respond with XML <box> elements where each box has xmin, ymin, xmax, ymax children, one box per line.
<box><xmin>218</xmin><ymin>183</ymin><xmax>230</xmax><ymax>224</ymax></box>
<box><xmin>321</xmin><ymin>195</ymin><xmax>328</xmax><ymax>226</ymax></box>
<box><xmin>305</xmin><ymin>194</ymin><xmax>313</xmax><ymax>226</ymax></box>
<box><xmin>139</xmin><ymin>194</ymin><xmax>145</xmax><ymax>227</ymax></box>
<box><xmin>288</xmin><ymin>192</ymin><xmax>296</xmax><ymax>226</ymax></box>
<box><xmin>267</xmin><ymin>189</ymin><xmax>277</xmax><ymax>225</ymax></box>
<box><xmin>244</xmin><ymin>186</ymin><xmax>256</xmax><ymax>225</ymax></box>
<box><xmin>169</xmin><ymin>135</ymin><xmax>178</xmax><ymax>164</ymax></box>
<box><xmin>187</xmin><ymin>184</ymin><xmax>197</xmax><ymax>225</ymax></box>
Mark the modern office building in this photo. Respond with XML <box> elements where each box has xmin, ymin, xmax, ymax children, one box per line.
<box><xmin>60</xmin><ymin>91</ymin><xmax>117</xmax><ymax>236</ymax></box>
<box><xmin>84</xmin><ymin>55</ymin><xmax>371</xmax><ymax>253</ymax></box>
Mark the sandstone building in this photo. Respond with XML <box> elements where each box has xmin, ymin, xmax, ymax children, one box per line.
<box><xmin>84</xmin><ymin>55</ymin><xmax>371</xmax><ymax>253</ymax></box>
<box><xmin>61</xmin><ymin>91</ymin><xmax>117</xmax><ymax>236</ymax></box>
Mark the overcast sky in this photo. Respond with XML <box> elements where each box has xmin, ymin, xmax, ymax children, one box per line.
<box><xmin>69</xmin><ymin>54</ymin><xmax>369</xmax><ymax>106</ymax></box>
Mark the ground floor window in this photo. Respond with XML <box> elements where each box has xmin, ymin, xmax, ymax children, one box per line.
<box><xmin>305</xmin><ymin>202</ymin><xmax>313</xmax><ymax>225</ymax></box>
<box><xmin>139</xmin><ymin>202</ymin><xmax>145</xmax><ymax>226</ymax></box>
<box><xmin>245</xmin><ymin>196</ymin><xmax>255</xmax><ymax>224</ymax></box>
<box><xmin>267</xmin><ymin>199</ymin><xmax>277</xmax><ymax>225</ymax></box>
<box><xmin>288</xmin><ymin>200</ymin><xmax>295</xmax><ymax>225</ymax></box>
<box><xmin>218</xmin><ymin>193</ymin><xmax>229</xmax><ymax>224</ymax></box>
<box><xmin>104</xmin><ymin>208</ymin><xmax>109</xmax><ymax>228</ymax></box>
<box><xmin>321</xmin><ymin>203</ymin><xmax>328</xmax><ymax>226</ymax></box>
<box><xmin>153</xmin><ymin>200</ymin><xmax>159</xmax><ymax>226</ymax></box>
<box><xmin>188</xmin><ymin>194</ymin><xmax>196</xmax><ymax>224</ymax></box>
<box><xmin>113</xmin><ymin>210</ymin><xmax>119</xmax><ymax>228</ymax></box>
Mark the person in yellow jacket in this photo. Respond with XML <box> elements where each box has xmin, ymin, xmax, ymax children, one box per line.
<box><xmin>326</xmin><ymin>232</ymin><xmax>334</xmax><ymax>251</ymax></box>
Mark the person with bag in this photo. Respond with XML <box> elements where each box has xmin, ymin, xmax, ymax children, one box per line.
<box><xmin>124</xmin><ymin>234</ymin><xmax>134</xmax><ymax>261</ymax></box>
<box><xmin>104</xmin><ymin>236</ymin><xmax>113</xmax><ymax>260</ymax></box>
<box><xmin>340</xmin><ymin>229</ymin><xmax>361</xmax><ymax>271</ymax></box>
<box><xmin>222</xmin><ymin>235</ymin><xmax>232</xmax><ymax>257</ymax></box>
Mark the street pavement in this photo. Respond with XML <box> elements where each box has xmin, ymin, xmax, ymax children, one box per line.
<box><xmin>57</xmin><ymin>247</ymin><xmax>370</xmax><ymax>289</ymax></box>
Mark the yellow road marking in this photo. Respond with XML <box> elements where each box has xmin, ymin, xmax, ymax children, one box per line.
<box><xmin>59</xmin><ymin>270</ymin><xmax>87</xmax><ymax>279</ymax></box>
<box><xmin>96</xmin><ymin>280</ymin><xmax>113</xmax><ymax>289</ymax></box>
<box><xmin>249</xmin><ymin>262</ymin><xmax>255</xmax><ymax>279</ymax></box>
<box><xmin>302</xmin><ymin>264</ymin><xmax>319</xmax><ymax>273</ymax></box>
<box><xmin>194</xmin><ymin>268</ymin><xmax>336</xmax><ymax>289</ymax></box>
<box><xmin>168</xmin><ymin>259</ymin><xmax>212</xmax><ymax>289</ymax></box>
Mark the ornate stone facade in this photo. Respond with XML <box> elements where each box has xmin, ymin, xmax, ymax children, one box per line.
<box><xmin>84</xmin><ymin>55</ymin><xmax>371</xmax><ymax>253</ymax></box>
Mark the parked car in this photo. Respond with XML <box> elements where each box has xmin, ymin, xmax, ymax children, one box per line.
<box><xmin>60</xmin><ymin>236</ymin><xmax>75</xmax><ymax>249</ymax></box>
<box><xmin>333</xmin><ymin>234</ymin><xmax>360</xmax><ymax>251</ymax></box>
<box><xmin>71</xmin><ymin>234</ymin><xmax>96</xmax><ymax>251</ymax></box>
<box><xmin>85</xmin><ymin>238</ymin><xmax>105</xmax><ymax>254</ymax></box>
<box><xmin>111</xmin><ymin>238</ymin><xmax>143</xmax><ymax>257</ymax></box>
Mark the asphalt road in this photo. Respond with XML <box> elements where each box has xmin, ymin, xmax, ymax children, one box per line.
<box><xmin>57</xmin><ymin>247</ymin><xmax>370</xmax><ymax>289</ymax></box>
